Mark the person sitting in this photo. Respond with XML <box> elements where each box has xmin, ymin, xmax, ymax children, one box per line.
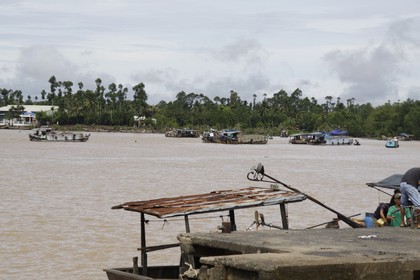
<box><xmin>386</xmin><ymin>193</ymin><xmax>412</xmax><ymax>227</ymax></box>
<box><xmin>373</xmin><ymin>202</ymin><xmax>389</xmax><ymax>226</ymax></box>
<box><xmin>400</xmin><ymin>167</ymin><xmax>420</xmax><ymax>228</ymax></box>
<box><xmin>351</xmin><ymin>203</ymin><xmax>390</xmax><ymax>227</ymax></box>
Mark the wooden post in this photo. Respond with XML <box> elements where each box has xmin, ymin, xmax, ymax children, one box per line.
<box><xmin>280</xmin><ymin>203</ymin><xmax>289</xmax><ymax>229</ymax></box>
<box><xmin>229</xmin><ymin>210</ymin><xmax>237</xmax><ymax>231</ymax></box>
<box><xmin>183</xmin><ymin>215</ymin><xmax>194</xmax><ymax>270</ymax></box>
<box><xmin>184</xmin><ymin>215</ymin><xmax>190</xmax><ymax>233</ymax></box>
<box><xmin>140</xmin><ymin>213</ymin><xmax>148</xmax><ymax>276</ymax></box>
<box><xmin>133</xmin><ymin>256</ymin><xmax>139</xmax><ymax>275</ymax></box>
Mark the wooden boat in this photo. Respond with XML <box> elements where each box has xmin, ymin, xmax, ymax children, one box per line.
<box><xmin>29</xmin><ymin>127</ymin><xmax>90</xmax><ymax>142</ymax></box>
<box><xmin>104</xmin><ymin>186</ymin><xmax>306</xmax><ymax>280</ymax></box>
<box><xmin>385</xmin><ymin>138</ymin><xmax>399</xmax><ymax>148</ymax></box>
<box><xmin>288</xmin><ymin>133</ymin><xmax>309</xmax><ymax>144</ymax></box>
<box><xmin>289</xmin><ymin>132</ymin><xmax>326</xmax><ymax>145</ymax></box>
<box><xmin>398</xmin><ymin>133</ymin><xmax>413</xmax><ymax>141</ymax></box>
<box><xmin>306</xmin><ymin>132</ymin><xmax>326</xmax><ymax>145</ymax></box>
<box><xmin>165</xmin><ymin>128</ymin><xmax>200</xmax><ymax>138</ymax></box>
<box><xmin>202</xmin><ymin>129</ymin><xmax>268</xmax><ymax>144</ymax></box>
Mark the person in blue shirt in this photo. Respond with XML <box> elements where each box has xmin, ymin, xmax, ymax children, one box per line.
<box><xmin>400</xmin><ymin>168</ymin><xmax>420</xmax><ymax>228</ymax></box>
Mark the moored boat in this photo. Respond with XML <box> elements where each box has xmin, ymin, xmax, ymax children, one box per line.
<box><xmin>202</xmin><ymin>129</ymin><xmax>267</xmax><ymax>144</ymax></box>
<box><xmin>288</xmin><ymin>133</ymin><xmax>309</xmax><ymax>144</ymax></box>
<box><xmin>29</xmin><ymin>126</ymin><xmax>90</xmax><ymax>142</ymax></box>
<box><xmin>306</xmin><ymin>132</ymin><xmax>326</xmax><ymax>145</ymax></box>
<box><xmin>398</xmin><ymin>133</ymin><xmax>413</xmax><ymax>141</ymax></box>
<box><xmin>165</xmin><ymin>128</ymin><xmax>200</xmax><ymax>138</ymax></box>
<box><xmin>323</xmin><ymin>130</ymin><xmax>353</xmax><ymax>145</ymax></box>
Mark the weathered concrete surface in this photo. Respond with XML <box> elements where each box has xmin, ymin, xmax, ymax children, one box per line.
<box><xmin>178</xmin><ymin>227</ymin><xmax>420</xmax><ymax>280</ymax></box>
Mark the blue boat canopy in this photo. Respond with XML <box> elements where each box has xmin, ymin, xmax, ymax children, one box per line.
<box><xmin>329</xmin><ymin>129</ymin><xmax>348</xmax><ymax>135</ymax></box>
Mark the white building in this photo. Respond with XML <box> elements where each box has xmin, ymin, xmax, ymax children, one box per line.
<box><xmin>0</xmin><ymin>105</ymin><xmax>58</xmax><ymax>127</ymax></box>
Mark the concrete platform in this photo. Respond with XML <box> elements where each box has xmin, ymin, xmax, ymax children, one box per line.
<box><xmin>178</xmin><ymin>227</ymin><xmax>420</xmax><ymax>280</ymax></box>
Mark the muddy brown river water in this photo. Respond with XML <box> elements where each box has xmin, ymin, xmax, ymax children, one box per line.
<box><xmin>1</xmin><ymin>129</ymin><xmax>419</xmax><ymax>279</ymax></box>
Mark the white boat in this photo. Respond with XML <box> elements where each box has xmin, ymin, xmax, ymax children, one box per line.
<box><xmin>385</xmin><ymin>138</ymin><xmax>399</xmax><ymax>148</ymax></box>
<box><xmin>29</xmin><ymin>127</ymin><xmax>90</xmax><ymax>142</ymax></box>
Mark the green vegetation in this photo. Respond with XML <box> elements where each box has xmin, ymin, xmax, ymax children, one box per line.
<box><xmin>1</xmin><ymin>76</ymin><xmax>419</xmax><ymax>139</ymax></box>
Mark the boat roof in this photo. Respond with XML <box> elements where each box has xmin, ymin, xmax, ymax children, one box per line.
<box><xmin>329</xmin><ymin>129</ymin><xmax>348</xmax><ymax>135</ymax></box>
<box><xmin>221</xmin><ymin>129</ymin><xmax>241</xmax><ymax>133</ymax></box>
<box><xmin>366</xmin><ymin>174</ymin><xmax>403</xmax><ymax>190</ymax></box>
<box><xmin>112</xmin><ymin>187</ymin><xmax>306</xmax><ymax>218</ymax></box>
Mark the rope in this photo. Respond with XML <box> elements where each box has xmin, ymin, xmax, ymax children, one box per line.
<box><xmin>181</xmin><ymin>262</ymin><xmax>199</xmax><ymax>279</ymax></box>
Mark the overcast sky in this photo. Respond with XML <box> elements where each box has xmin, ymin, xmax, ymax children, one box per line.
<box><xmin>1</xmin><ymin>0</ymin><xmax>419</xmax><ymax>106</ymax></box>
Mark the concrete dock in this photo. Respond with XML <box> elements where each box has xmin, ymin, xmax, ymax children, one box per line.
<box><xmin>178</xmin><ymin>227</ymin><xmax>420</xmax><ymax>280</ymax></box>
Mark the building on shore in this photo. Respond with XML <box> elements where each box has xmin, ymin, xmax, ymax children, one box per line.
<box><xmin>0</xmin><ymin>105</ymin><xmax>58</xmax><ymax>128</ymax></box>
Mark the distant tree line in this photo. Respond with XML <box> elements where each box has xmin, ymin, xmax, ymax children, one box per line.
<box><xmin>1</xmin><ymin>75</ymin><xmax>419</xmax><ymax>139</ymax></box>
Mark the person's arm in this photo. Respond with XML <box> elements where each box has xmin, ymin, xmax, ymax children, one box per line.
<box><xmin>379</xmin><ymin>208</ymin><xmax>387</xmax><ymax>222</ymax></box>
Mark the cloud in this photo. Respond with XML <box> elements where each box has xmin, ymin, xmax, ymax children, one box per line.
<box><xmin>323</xmin><ymin>17</ymin><xmax>420</xmax><ymax>105</ymax></box>
<box><xmin>17</xmin><ymin>45</ymin><xmax>78</xmax><ymax>81</ymax></box>
<box><xmin>0</xmin><ymin>45</ymin><xmax>117</xmax><ymax>97</ymax></box>
<box><xmin>324</xmin><ymin>45</ymin><xmax>400</xmax><ymax>104</ymax></box>
<box><xmin>0</xmin><ymin>45</ymin><xmax>77</xmax><ymax>96</ymax></box>
<box><xmin>407</xmin><ymin>86</ymin><xmax>420</xmax><ymax>101</ymax></box>
<box><xmin>1</xmin><ymin>2</ymin><xmax>419</xmax><ymax>106</ymax></box>
<box><xmin>214</xmin><ymin>38</ymin><xmax>267</xmax><ymax>66</ymax></box>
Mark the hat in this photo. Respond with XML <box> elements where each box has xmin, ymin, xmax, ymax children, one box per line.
<box><xmin>394</xmin><ymin>193</ymin><xmax>401</xmax><ymax>199</ymax></box>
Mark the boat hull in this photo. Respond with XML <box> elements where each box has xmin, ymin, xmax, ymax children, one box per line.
<box><xmin>29</xmin><ymin>133</ymin><xmax>90</xmax><ymax>142</ymax></box>
<box><xmin>202</xmin><ymin>131</ymin><xmax>267</xmax><ymax>144</ymax></box>
<box><xmin>29</xmin><ymin>127</ymin><xmax>90</xmax><ymax>142</ymax></box>
<box><xmin>385</xmin><ymin>139</ymin><xmax>399</xmax><ymax>148</ymax></box>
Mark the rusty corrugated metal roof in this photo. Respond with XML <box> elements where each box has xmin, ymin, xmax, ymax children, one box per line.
<box><xmin>112</xmin><ymin>187</ymin><xmax>306</xmax><ymax>218</ymax></box>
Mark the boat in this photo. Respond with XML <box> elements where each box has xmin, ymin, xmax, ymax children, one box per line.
<box><xmin>202</xmin><ymin>129</ymin><xmax>268</xmax><ymax>144</ymax></box>
<box><xmin>165</xmin><ymin>128</ymin><xmax>200</xmax><ymax>138</ymax></box>
<box><xmin>29</xmin><ymin>126</ymin><xmax>90</xmax><ymax>142</ymax></box>
<box><xmin>289</xmin><ymin>131</ymin><xmax>355</xmax><ymax>145</ymax></box>
<box><xmin>398</xmin><ymin>133</ymin><xmax>414</xmax><ymax>141</ymax></box>
<box><xmin>323</xmin><ymin>130</ymin><xmax>353</xmax><ymax>145</ymax></box>
<box><xmin>288</xmin><ymin>133</ymin><xmax>309</xmax><ymax>144</ymax></box>
<box><xmin>104</xmin><ymin>163</ymin><xmax>367</xmax><ymax>279</ymax></box>
<box><xmin>104</xmin><ymin>186</ymin><xmax>306</xmax><ymax>280</ymax></box>
<box><xmin>385</xmin><ymin>138</ymin><xmax>399</xmax><ymax>148</ymax></box>
<box><xmin>306</xmin><ymin>132</ymin><xmax>326</xmax><ymax>145</ymax></box>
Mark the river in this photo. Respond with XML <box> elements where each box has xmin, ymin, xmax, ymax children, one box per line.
<box><xmin>1</xmin><ymin>129</ymin><xmax>418</xmax><ymax>279</ymax></box>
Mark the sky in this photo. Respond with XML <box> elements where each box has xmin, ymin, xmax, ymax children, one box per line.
<box><xmin>1</xmin><ymin>0</ymin><xmax>420</xmax><ymax>106</ymax></box>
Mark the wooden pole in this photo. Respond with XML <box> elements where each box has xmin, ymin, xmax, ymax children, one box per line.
<box><xmin>140</xmin><ymin>213</ymin><xmax>148</xmax><ymax>275</ymax></box>
<box><xmin>229</xmin><ymin>210</ymin><xmax>237</xmax><ymax>231</ymax></box>
<box><xmin>184</xmin><ymin>215</ymin><xmax>190</xmax><ymax>233</ymax></box>
<box><xmin>279</xmin><ymin>203</ymin><xmax>288</xmax><ymax>229</ymax></box>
